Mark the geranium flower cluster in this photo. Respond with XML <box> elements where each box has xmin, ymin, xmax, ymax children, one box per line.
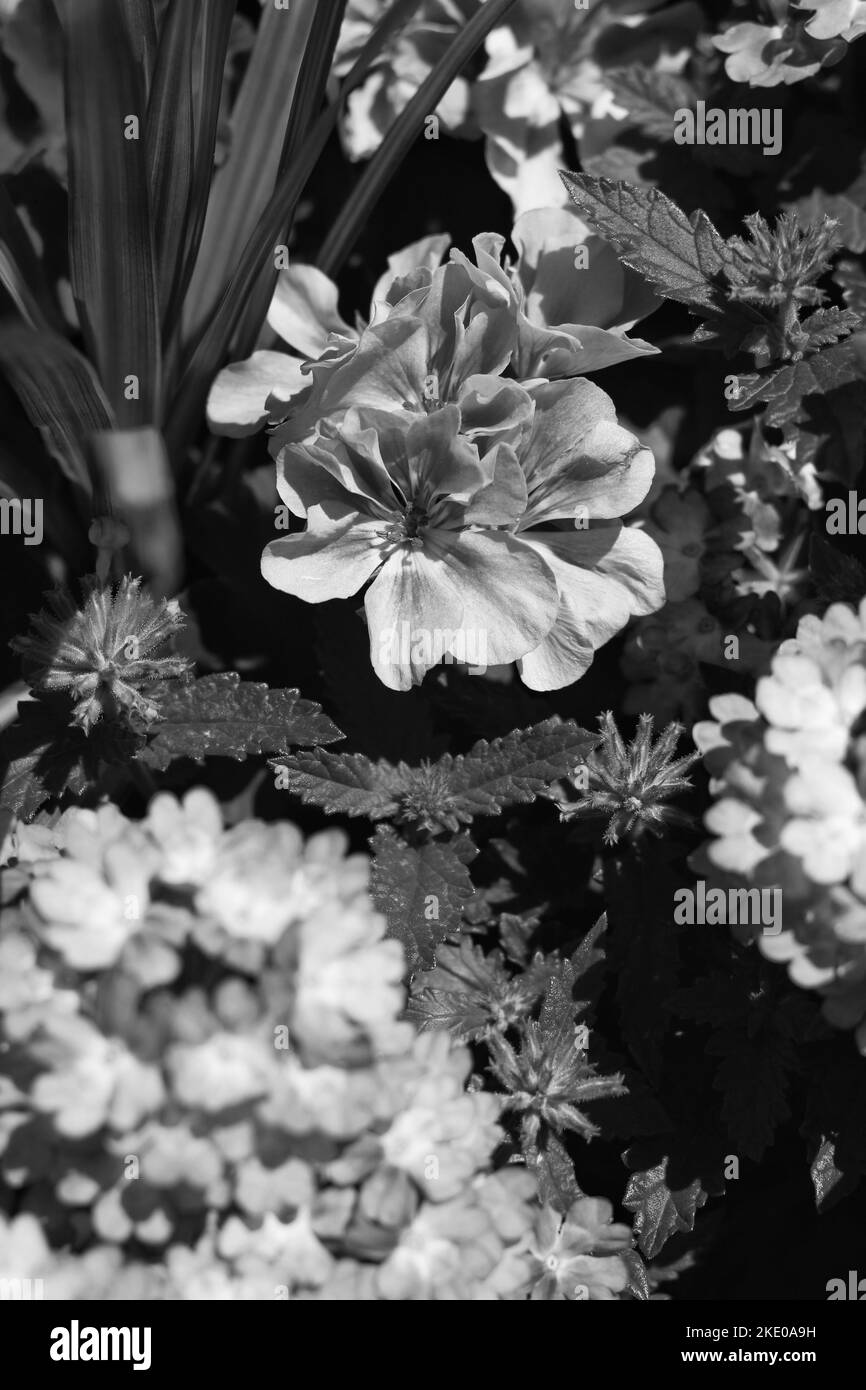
<box><xmin>209</xmin><ymin>208</ymin><xmax>664</xmax><ymax>692</ymax></box>
<box><xmin>0</xmin><ymin>791</ymin><xmax>633</xmax><ymax>1300</ymax></box>
<box><xmin>692</xmin><ymin>599</ymin><xmax>866</xmax><ymax>1052</ymax></box>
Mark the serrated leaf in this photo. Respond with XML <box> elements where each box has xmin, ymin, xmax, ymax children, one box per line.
<box><xmin>276</xmin><ymin>717</ymin><xmax>597</xmax><ymax>829</ymax></box>
<box><xmin>269</xmin><ymin>748</ymin><xmax>403</xmax><ymax>819</ymax></box>
<box><xmin>730</xmin><ymin>341</ymin><xmax>863</xmax><ymax>423</ymax></box>
<box><xmin>605</xmin><ymin>67</ymin><xmax>696</xmax><ymax>141</ymax></box>
<box><xmin>407</xmin><ymin>935</ymin><xmax>523</xmax><ymax>1040</ymax></box>
<box><xmin>446</xmin><ymin>718</ymin><xmax>598</xmax><ymax>819</ymax></box>
<box><xmin>623</xmin><ymin>1159</ymin><xmax>708</xmax><ymax>1260</ymax></box>
<box><xmin>560</xmin><ymin>173</ymin><xmax>735</xmax><ymax>313</ymax></box>
<box><xmin>809</xmin><ymin>533</ymin><xmax>866</xmax><ymax>604</ymax></box>
<box><xmin>800</xmin><ymin>306</ymin><xmax>861</xmax><ymax>350</ymax></box>
<box><xmin>0</xmin><ymin>698</ymin><xmax>140</xmax><ymax>819</ymax></box>
<box><xmin>369</xmin><ymin>826</ymin><xmax>477</xmax><ymax>970</ymax></box>
<box><xmin>535</xmin><ymin>1132</ymin><xmax>581</xmax><ymax>1214</ymax></box>
<box><xmin>794</xmin><ymin>181</ymin><xmax>866</xmax><ymax>254</ymax></box>
<box><xmin>620</xmin><ymin>1247</ymin><xmax>651</xmax><ymax>1301</ymax></box>
<box><xmin>708</xmin><ymin>1023</ymin><xmax>795</xmax><ymax>1162</ymax></box>
<box><xmin>139</xmin><ymin>673</ymin><xmax>343</xmax><ymax>770</ymax></box>
<box><xmin>569</xmin><ymin>912</ymin><xmax>607</xmax><ymax>980</ymax></box>
<box><xmin>809</xmin><ymin>1137</ymin><xmax>860</xmax><ymax>1213</ymax></box>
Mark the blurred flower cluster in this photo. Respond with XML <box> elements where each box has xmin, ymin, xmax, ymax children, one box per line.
<box><xmin>209</xmin><ymin>207</ymin><xmax>664</xmax><ymax>693</ymax></box>
<box><xmin>692</xmin><ymin>599</ymin><xmax>866</xmax><ymax>1052</ymax></box>
<box><xmin>331</xmin><ymin>0</ymin><xmax>700</xmax><ymax>215</ymax></box>
<box><xmin>0</xmin><ymin>791</ymin><xmax>633</xmax><ymax>1299</ymax></box>
<box><xmin>714</xmin><ymin>0</ymin><xmax>866</xmax><ymax>87</ymax></box>
<box><xmin>622</xmin><ymin>425</ymin><xmax>810</xmax><ymax>724</ymax></box>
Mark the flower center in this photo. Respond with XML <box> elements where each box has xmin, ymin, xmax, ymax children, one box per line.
<box><xmin>382</xmin><ymin>503</ymin><xmax>430</xmax><ymax>552</ymax></box>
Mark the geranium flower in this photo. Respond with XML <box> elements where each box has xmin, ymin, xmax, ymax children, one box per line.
<box><xmin>474</xmin><ymin>206</ymin><xmax>659</xmax><ymax>378</ymax></box>
<box><xmin>207</xmin><ymin>234</ymin><xmax>451</xmax><ymax>436</ymax></box>
<box><xmin>509</xmin><ymin>378</ymin><xmax>664</xmax><ymax>689</ymax></box>
<box><xmin>262</xmin><ymin>405</ymin><xmax>560</xmax><ymax>690</ymax></box>
<box><xmin>474</xmin><ymin>0</ymin><xmax>699</xmax><ymax>214</ymax></box>
<box><xmin>269</xmin><ymin>247</ymin><xmax>527</xmax><ymax>452</ymax></box>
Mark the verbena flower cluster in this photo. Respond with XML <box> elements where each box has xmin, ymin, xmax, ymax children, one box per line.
<box><xmin>693</xmin><ymin>599</ymin><xmax>866</xmax><ymax>1052</ymax></box>
<box><xmin>0</xmin><ymin>792</ymin><xmax>633</xmax><ymax>1300</ymax></box>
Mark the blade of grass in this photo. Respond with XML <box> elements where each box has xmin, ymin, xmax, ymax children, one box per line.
<box><xmin>183</xmin><ymin>0</ymin><xmax>317</xmax><ymax>344</ymax></box>
<box><xmin>118</xmin><ymin>0</ymin><xmax>158</xmax><ymax>96</ymax></box>
<box><xmin>167</xmin><ymin>0</ymin><xmax>236</xmax><ymax>348</ymax></box>
<box><xmin>233</xmin><ymin>0</ymin><xmax>349</xmax><ymax>356</ymax></box>
<box><xmin>146</xmin><ymin>0</ymin><xmax>200</xmax><ymax>335</ymax></box>
<box><xmin>56</xmin><ymin>0</ymin><xmax>162</xmax><ymax>427</ymax></box>
<box><xmin>316</xmin><ymin>0</ymin><xmax>518</xmax><ymax>278</ymax></box>
<box><xmin>165</xmin><ymin>0</ymin><xmax>427</xmax><ymax>461</ymax></box>
<box><xmin>0</xmin><ymin>181</ymin><xmax>64</xmax><ymax>333</ymax></box>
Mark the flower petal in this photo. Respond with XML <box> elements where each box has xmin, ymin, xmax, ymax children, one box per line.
<box><xmin>520</xmin><ymin>379</ymin><xmax>655</xmax><ymax>523</ymax></box>
<box><xmin>518</xmin><ymin>526</ymin><xmax>664</xmax><ymax>689</ymax></box>
<box><xmin>268</xmin><ymin>265</ymin><xmax>354</xmax><ymax>359</ymax></box>
<box><xmin>206</xmin><ymin>352</ymin><xmax>309</xmax><ymax>437</ymax></box>
<box><xmin>261</xmin><ymin>507</ymin><xmax>384</xmax><ymax>602</ymax></box>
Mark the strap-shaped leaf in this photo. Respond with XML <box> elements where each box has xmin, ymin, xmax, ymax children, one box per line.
<box><xmin>145</xmin><ymin>0</ymin><xmax>200</xmax><ymax>331</ymax></box>
<box><xmin>56</xmin><ymin>0</ymin><xmax>161</xmax><ymax>426</ymax></box>
<box><xmin>184</xmin><ymin>0</ymin><xmax>318</xmax><ymax>346</ymax></box>
<box><xmin>0</xmin><ymin>181</ymin><xmax>64</xmax><ymax>332</ymax></box>
<box><xmin>0</xmin><ymin>321</ymin><xmax>112</xmax><ymax>497</ymax></box>
<box><xmin>316</xmin><ymin>0</ymin><xmax>520</xmax><ymax>278</ymax></box>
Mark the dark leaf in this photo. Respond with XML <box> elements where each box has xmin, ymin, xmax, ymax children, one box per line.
<box><xmin>56</xmin><ymin>0</ymin><xmax>161</xmax><ymax>425</ymax></box>
<box><xmin>560</xmin><ymin>173</ymin><xmax>737</xmax><ymax>313</ymax></box>
<box><xmin>0</xmin><ymin>321</ymin><xmax>110</xmax><ymax>500</ymax></box>
<box><xmin>139</xmin><ymin>673</ymin><xmax>343</xmax><ymax>770</ymax></box>
<box><xmin>0</xmin><ymin>697</ymin><xmax>139</xmax><ymax>819</ymax></box>
<box><xmin>369</xmin><ymin>826</ymin><xmax>477</xmax><ymax>970</ymax></box>
<box><xmin>623</xmin><ymin>1158</ymin><xmax>709</xmax><ymax>1260</ymax></box>
<box><xmin>535</xmin><ymin>1132</ymin><xmax>581</xmax><ymax>1215</ymax></box>
<box><xmin>605</xmin><ymin>66</ymin><xmax>696</xmax><ymax>141</ymax></box>
<box><xmin>270</xmin><ymin>748</ymin><xmax>403</xmax><ymax>819</ymax></box>
<box><xmin>809</xmin><ymin>1137</ymin><xmax>860</xmax><ymax>1213</ymax></box>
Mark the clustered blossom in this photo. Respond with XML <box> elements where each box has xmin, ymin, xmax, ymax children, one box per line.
<box><xmin>621</xmin><ymin>425</ymin><xmax>808</xmax><ymax>723</ymax></box>
<box><xmin>11</xmin><ymin>576</ymin><xmax>191</xmax><ymax>732</ymax></box>
<box><xmin>714</xmin><ymin>1</ymin><xmax>866</xmax><ymax>87</ymax></box>
<box><xmin>331</xmin><ymin>0</ymin><xmax>700</xmax><ymax>216</ymax></box>
<box><xmin>0</xmin><ymin>792</ymin><xmax>634</xmax><ymax>1300</ymax></box>
<box><xmin>209</xmin><ymin>208</ymin><xmax>664</xmax><ymax>693</ymax></box>
<box><xmin>693</xmin><ymin>599</ymin><xmax>866</xmax><ymax>1052</ymax></box>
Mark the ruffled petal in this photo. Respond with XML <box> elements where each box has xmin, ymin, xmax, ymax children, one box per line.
<box><xmin>206</xmin><ymin>352</ymin><xmax>309</xmax><ymax>437</ymax></box>
<box><xmin>268</xmin><ymin>265</ymin><xmax>354</xmax><ymax>359</ymax></box>
<box><xmin>519</xmin><ymin>379</ymin><xmax>655</xmax><ymax>523</ymax></box>
<box><xmin>261</xmin><ymin>507</ymin><xmax>384</xmax><ymax>602</ymax></box>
